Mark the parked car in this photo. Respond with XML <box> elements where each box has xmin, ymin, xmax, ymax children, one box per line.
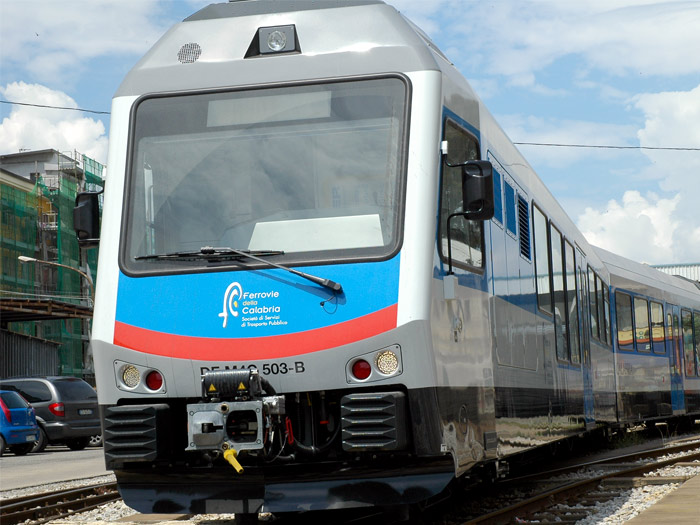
<box><xmin>0</xmin><ymin>377</ymin><xmax>100</xmax><ymax>452</ymax></box>
<box><xmin>0</xmin><ymin>389</ymin><xmax>39</xmax><ymax>456</ymax></box>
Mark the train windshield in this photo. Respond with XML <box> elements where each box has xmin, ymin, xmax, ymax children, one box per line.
<box><xmin>122</xmin><ymin>77</ymin><xmax>408</xmax><ymax>273</ymax></box>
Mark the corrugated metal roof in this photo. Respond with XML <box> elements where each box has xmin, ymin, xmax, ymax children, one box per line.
<box><xmin>651</xmin><ymin>263</ymin><xmax>700</xmax><ymax>282</ymax></box>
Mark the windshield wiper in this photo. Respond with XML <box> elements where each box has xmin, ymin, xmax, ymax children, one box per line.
<box><xmin>135</xmin><ymin>248</ymin><xmax>284</xmax><ymax>261</ymax></box>
<box><xmin>136</xmin><ymin>246</ymin><xmax>343</xmax><ymax>293</ymax></box>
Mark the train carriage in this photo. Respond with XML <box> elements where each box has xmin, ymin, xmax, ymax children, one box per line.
<box><xmin>72</xmin><ymin>0</ymin><xmax>700</xmax><ymax>520</ymax></box>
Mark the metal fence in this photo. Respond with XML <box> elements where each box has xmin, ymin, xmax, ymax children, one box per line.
<box><xmin>0</xmin><ymin>330</ymin><xmax>60</xmax><ymax>378</ymax></box>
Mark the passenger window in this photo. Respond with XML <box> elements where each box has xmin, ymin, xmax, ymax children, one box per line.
<box><xmin>603</xmin><ymin>286</ymin><xmax>611</xmax><ymax>345</ymax></box>
<box><xmin>634</xmin><ymin>297</ymin><xmax>651</xmax><ymax>352</ymax></box>
<box><xmin>439</xmin><ymin>120</ymin><xmax>483</xmax><ymax>269</ymax></box>
<box><xmin>650</xmin><ymin>302</ymin><xmax>665</xmax><ymax>354</ymax></box>
<box><xmin>564</xmin><ymin>241</ymin><xmax>580</xmax><ymax>364</ymax></box>
<box><xmin>532</xmin><ymin>205</ymin><xmax>552</xmax><ymax>313</ymax></box>
<box><xmin>550</xmin><ymin>226</ymin><xmax>568</xmax><ymax>361</ymax></box>
<box><xmin>615</xmin><ymin>292</ymin><xmax>634</xmax><ymax>352</ymax></box>
<box><xmin>681</xmin><ymin>310</ymin><xmax>696</xmax><ymax>376</ymax></box>
<box><xmin>588</xmin><ymin>268</ymin><xmax>599</xmax><ymax>340</ymax></box>
<box><xmin>596</xmin><ymin>276</ymin><xmax>605</xmax><ymax>344</ymax></box>
<box><xmin>504</xmin><ymin>182</ymin><xmax>516</xmax><ymax>235</ymax></box>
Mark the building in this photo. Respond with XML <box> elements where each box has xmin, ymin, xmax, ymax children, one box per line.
<box><xmin>651</xmin><ymin>263</ymin><xmax>700</xmax><ymax>286</ymax></box>
<box><xmin>1</xmin><ymin>149</ymin><xmax>104</xmax><ymax>380</ymax></box>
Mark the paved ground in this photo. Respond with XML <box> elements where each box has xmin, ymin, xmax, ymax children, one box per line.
<box><xmin>0</xmin><ymin>445</ymin><xmax>108</xmax><ymax>491</ymax></box>
<box><xmin>628</xmin><ymin>474</ymin><xmax>700</xmax><ymax>524</ymax></box>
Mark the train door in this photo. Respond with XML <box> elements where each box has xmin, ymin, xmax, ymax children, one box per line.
<box><xmin>668</xmin><ymin>305</ymin><xmax>685</xmax><ymax>414</ymax></box>
<box><xmin>577</xmin><ymin>251</ymin><xmax>595</xmax><ymax>427</ymax></box>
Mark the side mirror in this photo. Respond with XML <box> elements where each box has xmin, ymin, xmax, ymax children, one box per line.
<box><xmin>73</xmin><ymin>191</ymin><xmax>101</xmax><ymax>246</ymax></box>
<box><xmin>462</xmin><ymin>160</ymin><xmax>494</xmax><ymax>221</ymax></box>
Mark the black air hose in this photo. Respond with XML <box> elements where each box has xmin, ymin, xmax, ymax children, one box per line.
<box><xmin>290</xmin><ymin>420</ymin><xmax>341</xmax><ymax>456</ymax></box>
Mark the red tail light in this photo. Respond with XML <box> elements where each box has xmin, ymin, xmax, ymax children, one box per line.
<box><xmin>0</xmin><ymin>397</ymin><xmax>11</xmax><ymax>423</ymax></box>
<box><xmin>351</xmin><ymin>359</ymin><xmax>372</xmax><ymax>380</ymax></box>
<box><xmin>145</xmin><ymin>370</ymin><xmax>163</xmax><ymax>391</ymax></box>
<box><xmin>49</xmin><ymin>402</ymin><xmax>65</xmax><ymax>416</ymax></box>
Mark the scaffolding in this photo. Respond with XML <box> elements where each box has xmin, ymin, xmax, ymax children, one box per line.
<box><xmin>1</xmin><ymin>150</ymin><xmax>104</xmax><ymax>377</ymax></box>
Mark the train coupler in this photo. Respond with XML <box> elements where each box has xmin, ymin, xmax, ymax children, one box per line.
<box><xmin>185</xmin><ymin>368</ymin><xmax>283</xmax><ymax>455</ymax></box>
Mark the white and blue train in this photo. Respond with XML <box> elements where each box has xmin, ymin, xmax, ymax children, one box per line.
<box><xmin>73</xmin><ymin>0</ymin><xmax>700</xmax><ymax>519</ymax></box>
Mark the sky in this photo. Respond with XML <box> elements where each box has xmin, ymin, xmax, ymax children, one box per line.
<box><xmin>1</xmin><ymin>0</ymin><xmax>699</xmax><ymax>264</ymax></box>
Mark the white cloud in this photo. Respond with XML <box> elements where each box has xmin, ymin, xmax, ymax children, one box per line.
<box><xmin>578</xmin><ymin>190</ymin><xmax>681</xmax><ymax>264</ymax></box>
<box><xmin>0</xmin><ymin>82</ymin><xmax>108</xmax><ymax>163</ymax></box>
<box><xmin>577</xmin><ymin>83</ymin><xmax>700</xmax><ymax>263</ymax></box>
<box><xmin>0</xmin><ymin>0</ymin><xmax>208</xmax><ymax>86</ymax></box>
<box><xmin>421</xmin><ymin>1</ymin><xmax>700</xmax><ymax>85</ymax></box>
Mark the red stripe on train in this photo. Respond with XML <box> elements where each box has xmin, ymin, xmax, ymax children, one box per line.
<box><xmin>113</xmin><ymin>304</ymin><xmax>398</xmax><ymax>360</ymax></box>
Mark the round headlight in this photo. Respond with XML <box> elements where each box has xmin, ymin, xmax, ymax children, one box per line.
<box><xmin>122</xmin><ymin>365</ymin><xmax>141</xmax><ymax>388</ymax></box>
<box><xmin>375</xmin><ymin>350</ymin><xmax>399</xmax><ymax>375</ymax></box>
<box><xmin>267</xmin><ymin>30</ymin><xmax>287</xmax><ymax>52</ymax></box>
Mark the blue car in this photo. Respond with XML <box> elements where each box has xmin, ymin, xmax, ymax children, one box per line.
<box><xmin>0</xmin><ymin>389</ymin><xmax>39</xmax><ymax>456</ymax></box>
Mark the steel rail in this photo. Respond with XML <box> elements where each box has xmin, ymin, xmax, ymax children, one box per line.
<box><xmin>0</xmin><ymin>482</ymin><xmax>120</xmax><ymax>525</ymax></box>
<box><xmin>466</xmin><ymin>450</ymin><xmax>700</xmax><ymax>524</ymax></box>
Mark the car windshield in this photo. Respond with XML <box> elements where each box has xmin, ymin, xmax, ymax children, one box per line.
<box><xmin>123</xmin><ymin>77</ymin><xmax>408</xmax><ymax>273</ymax></box>
<box><xmin>52</xmin><ymin>379</ymin><xmax>97</xmax><ymax>401</ymax></box>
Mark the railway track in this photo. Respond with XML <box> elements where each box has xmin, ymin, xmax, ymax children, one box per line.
<box><xmin>461</xmin><ymin>443</ymin><xmax>700</xmax><ymax>523</ymax></box>
<box><xmin>0</xmin><ymin>482</ymin><xmax>121</xmax><ymax>525</ymax></box>
<box><xmin>3</xmin><ymin>437</ymin><xmax>698</xmax><ymax>525</ymax></box>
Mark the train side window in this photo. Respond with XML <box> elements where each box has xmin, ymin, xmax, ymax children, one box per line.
<box><xmin>634</xmin><ymin>297</ymin><xmax>651</xmax><ymax>352</ymax></box>
<box><xmin>564</xmin><ymin>240</ymin><xmax>580</xmax><ymax>364</ymax></box>
<box><xmin>666</xmin><ymin>310</ymin><xmax>674</xmax><ymax>357</ymax></box>
<box><xmin>492</xmin><ymin>168</ymin><xmax>503</xmax><ymax>225</ymax></box>
<box><xmin>550</xmin><ymin>225</ymin><xmax>568</xmax><ymax>361</ymax></box>
<box><xmin>603</xmin><ymin>285</ymin><xmax>611</xmax><ymax>345</ymax></box>
<box><xmin>615</xmin><ymin>292</ymin><xmax>634</xmax><ymax>352</ymax></box>
<box><xmin>532</xmin><ymin>205</ymin><xmax>552</xmax><ymax>313</ymax></box>
<box><xmin>588</xmin><ymin>267</ymin><xmax>599</xmax><ymax>340</ymax></box>
<box><xmin>596</xmin><ymin>276</ymin><xmax>606</xmax><ymax>344</ymax></box>
<box><xmin>681</xmin><ymin>309</ymin><xmax>697</xmax><ymax>377</ymax></box>
<box><xmin>650</xmin><ymin>301</ymin><xmax>665</xmax><ymax>354</ymax></box>
<box><xmin>673</xmin><ymin>312</ymin><xmax>683</xmax><ymax>373</ymax></box>
<box><xmin>439</xmin><ymin>119</ymin><xmax>483</xmax><ymax>270</ymax></box>
<box><xmin>504</xmin><ymin>182</ymin><xmax>517</xmax><ymax>235</ymax></box>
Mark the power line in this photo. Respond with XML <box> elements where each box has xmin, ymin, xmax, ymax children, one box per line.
<box><xmin>2</xmin><ymin>99</ymin><xmax>699</xmax><ymax>151</ymax></box>
<box><xmin>0</xmin><ymin>100</ymin><xmax>109</xmax><ymax>115</ymax></box>
<box><xmin>513</xmin><ymin>141</ymin><xmax>700</xmax><ymax>151</ymax></box>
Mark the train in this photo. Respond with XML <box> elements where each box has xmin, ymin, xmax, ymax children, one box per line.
<box><xmin>72</xmin><ymin>0</ymin><xmax>700</xmax><ymax>521</ymax></box>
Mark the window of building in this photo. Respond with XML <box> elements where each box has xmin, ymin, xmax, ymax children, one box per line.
<box><xmin>615</xmin><ymin>292</ymin><xmax>634</xmax><ymax>352</ymax></box>
<box><xmin>439</xmin><ymin>119</ymin><xmax>483</xmax><ymax>270</ymax></box>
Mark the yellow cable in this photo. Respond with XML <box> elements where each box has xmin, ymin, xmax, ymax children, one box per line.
<box><xmin>223</xmin><ymin>448</ymin><xmax>244</xmax><ymax>474</ymax></box>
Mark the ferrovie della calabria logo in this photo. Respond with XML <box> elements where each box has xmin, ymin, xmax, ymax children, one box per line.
<box><xmin>219</xmin><ymin>282</ymin><xmax>243</xmax><ymax>328</ymax></box>
<box><xmin>219</xmin><ymin>282</ymin><xmax>284</xmax><ymax>328</ymax></box>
